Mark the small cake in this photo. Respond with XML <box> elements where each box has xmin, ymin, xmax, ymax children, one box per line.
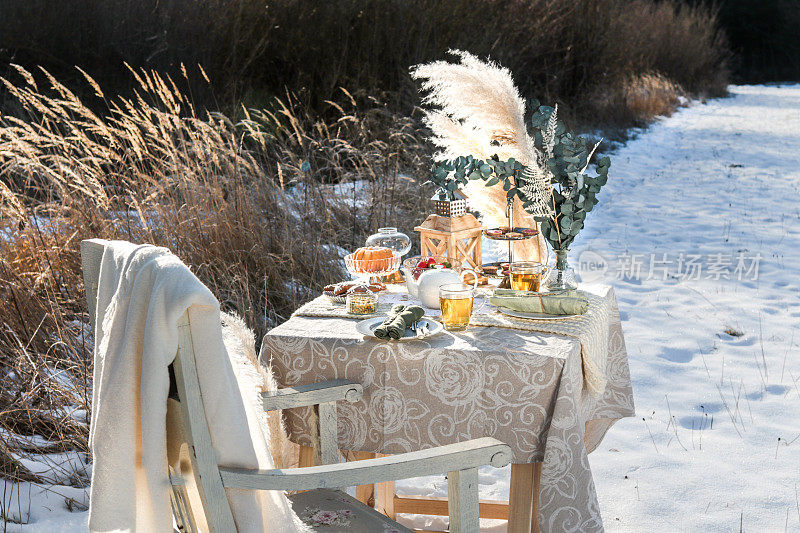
<box><xmin>486</xmin><ymin>229</ymin><xmax>503</xmax><ymax>237</ymax></box>
<box><xmin>352</xmin><ymin>246</ymin><xmax>395</xmax><ymax>273</ymax></box>
<box><xmin>482</xmin><ymin>265</ymin><xmax>499</xmax><ymax>275</ymax></box>
<box><xmin>498</xmin><ymin>226</ymin><xmax>511</xmax><ymax>232</ymax></box>
<box><xmin>506</xmin><ymin>231</ymin><xmax>523</xmax><ymax>239</ymax></box>
<box><xmin>520</xmin><ymin>228</ymin><xmax>538</xmax><ymax>236</ymax></box>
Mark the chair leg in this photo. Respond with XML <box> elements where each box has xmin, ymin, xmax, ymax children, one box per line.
<box><xmin>170</xmin><ymin>489</ymin><xmax>185</xmax><ymax>532</ymax></box>
<box><xmin>170</xmin><ymin>480</ymin><xmax>197</xmax><ymax>533</ymax></box>
<box><xmin>448</xmin><ymin>467</ymin><xmax>479</xmax><ymax>533</ymax></box>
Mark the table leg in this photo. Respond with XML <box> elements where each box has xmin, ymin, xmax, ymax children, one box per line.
<box><xmin>531</xmin><ymin>462</ymin><xmax>542</xmax><ymax>533</ymax></box>
<box><xmin>375</xmin><ymin>454</ymin><xmax>395</xmax><ymax>520</ymax></box>
<box><xmin>346</xmin><ymin>451</ymin><xmax>377</xmax><ymax>506</ymax></box>
<box><xmin>299</xmin><ymin>444</ymin><xmax>315</xmax><ymax>468</ymax></box>
<box><xmin>508</xmin><ymin>463</ymin><xmax>535</xmax><ymax>533</ymax></box>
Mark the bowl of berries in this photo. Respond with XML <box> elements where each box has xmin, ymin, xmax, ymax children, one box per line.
<box><xmin>404</xmin><ymin>256</ymin><xmax>454</xmax><ymax>279</ymax></box>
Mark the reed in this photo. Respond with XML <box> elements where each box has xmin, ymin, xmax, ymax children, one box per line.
<box><xmin>0</xmin><ymin>68</ymin><xmax>431</xmax><ymax>483</ymax></box>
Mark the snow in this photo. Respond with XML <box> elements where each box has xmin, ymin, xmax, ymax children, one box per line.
<box><xmin>396</xmin><ymin>85</ymin><xmax>800</xmax><ymax>532</ymax></box>
<box><xmin>5</xmin><ymin>84</ymin><xmax>800</xmax><ymax>531</ymax></box>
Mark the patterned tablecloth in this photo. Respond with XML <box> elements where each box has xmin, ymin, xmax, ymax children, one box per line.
<box><xmin>260</xmin><ymin>284</ymin><xmax>635</xmax><ymax>532</ymax></box>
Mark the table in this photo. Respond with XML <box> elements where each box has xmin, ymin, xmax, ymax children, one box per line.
<box><xmin>260</xmin><ymin>285</ymin><xmax>634</xmax><ymax>532</ymax></box>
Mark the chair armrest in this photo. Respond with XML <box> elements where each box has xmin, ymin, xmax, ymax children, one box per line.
<box><xmin>218</xmin><ymin>437</ymin><xmax>512</xmax><ymax>491</ymax></box>
<box><xmin>261</xmin><ymin>379</ymin><xmax>363</xmax><ymax>412</ymax></box>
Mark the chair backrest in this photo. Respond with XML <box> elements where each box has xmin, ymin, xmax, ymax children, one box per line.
<box><xmin>81</xmin><ymin>239</ymin><xmax>237</xmax><ymax>533</ymax></box>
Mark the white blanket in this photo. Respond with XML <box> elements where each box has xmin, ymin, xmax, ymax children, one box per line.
<box><xmin>88</xmin><ymin>241</ymin><xmax>301</xmax><ymax>532</ymax></box>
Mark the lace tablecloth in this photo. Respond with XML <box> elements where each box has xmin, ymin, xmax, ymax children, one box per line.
<box><xmin>260</xmin><ymin>284</ymin><xmax>635</xmax><ymax>532</ymax></box>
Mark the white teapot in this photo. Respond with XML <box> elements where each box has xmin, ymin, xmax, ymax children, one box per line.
<box><xmin>402</xmin><ymin>264</ymin><xmax>478</xmax><ymax>309</ymax></box>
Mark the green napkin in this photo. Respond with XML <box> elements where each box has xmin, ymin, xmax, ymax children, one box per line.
<box><xmin>489</xmin><ymin>289</ymin><xmax>589</xmax><ymax>315</ymax></box>
<box><xmin>373</xmin><ymin>304</ymin><xmax>425</xmax><ymax>340</ymax></box>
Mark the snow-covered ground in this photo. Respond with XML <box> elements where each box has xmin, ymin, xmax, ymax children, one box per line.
<box><xmin>4</xmin><ymin>84</ymin><xmax>800</xmax><ymax>531</ymax></box>
<box><xmin>397</xmin><ymin>84</ymin><xmax>800</xmax><ymax>532</ymax></box>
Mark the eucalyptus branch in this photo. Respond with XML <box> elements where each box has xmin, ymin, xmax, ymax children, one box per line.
<box><xmin>428</xmin><ymin>155</ymin><xmax>523</xmax><ymax>201</ymax></box>
<box><xmin>524</xmin><ymin>103</ymin><xmax>611</xmax><ymax>251</ymax></box>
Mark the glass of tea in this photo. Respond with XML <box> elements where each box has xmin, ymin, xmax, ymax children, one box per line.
<box><xmin>509</xmin><ymin>261</ymin><xmax>546</xmax><ymax>292</ymax></box>
<box><xmin>439</xmin><ymin>283</ymin><xmax>485</xmax><ymax>331</ymax></box>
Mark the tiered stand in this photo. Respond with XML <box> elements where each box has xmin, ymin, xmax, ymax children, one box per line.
<box><xmin>481</xmin><ymin>199</ymin><xmax>539</xmax><ymax>284</ymax></box>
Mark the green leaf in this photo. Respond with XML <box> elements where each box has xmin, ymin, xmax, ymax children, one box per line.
<box><xmin>485</xmin><ymin>176</ymin><xmax>500</xmax><ymax>187</ymax></box>
<box><xmin>480</xmin><ymin>164</ymin><xmax>492</xmax><ymax>177</ymax></box>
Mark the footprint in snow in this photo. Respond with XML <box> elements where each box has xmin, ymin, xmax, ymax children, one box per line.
<box><xmin>658</xmin><ymin>347</ymin><xmax>694</xmax><ymax>363</ymax></box>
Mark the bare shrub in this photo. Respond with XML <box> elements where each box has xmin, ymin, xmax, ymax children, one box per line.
<box><xmin>0</xmin><ymin>0</ymin><xmax>729</xmax><ymax>129</ymax></box>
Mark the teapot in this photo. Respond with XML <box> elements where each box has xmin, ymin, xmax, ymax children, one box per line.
<box><xmin>402</xmin><ymin>264</ymin><xmax>478</xmax><ymax>309</ymax></box>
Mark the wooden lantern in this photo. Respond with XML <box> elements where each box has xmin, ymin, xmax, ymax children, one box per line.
<box><xmin>414</xmin><ymin>213</ymin><xmax>483</xmax><ymax>269</ymax></box>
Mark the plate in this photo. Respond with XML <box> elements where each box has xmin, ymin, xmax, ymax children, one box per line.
<box><xmin>323</xmin><ymin>282</ymin><xmax>386</xmax><ymax>304</ymax></box>
<box><xmin>482</xmin><ymin>227</ymin><xmax>538</xmax><ymax>241</ymax></box>
<box><xmin>355</xmin><ymin>317</ymin><xmax>444</xmax><ymax>341</ymax></box>
<box><xmin>478</xmin><ymin>261</ymin><xmax>509</xmax><ymax>279</ymax></box>
<box><xmin>496</xmin><ymin>307</ymin><xmax>578</xmax><ymax>321</ymax></box>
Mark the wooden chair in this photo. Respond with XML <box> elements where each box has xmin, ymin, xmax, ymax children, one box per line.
<box><xmin>81</xmin><ymin>239</ymin><xmax>512</xmax><ymax>533</ymax></box>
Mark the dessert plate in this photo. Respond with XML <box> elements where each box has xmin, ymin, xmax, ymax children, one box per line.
<box><xmin>355</xmin><ymin>317</ymin><xmax>443</xmax><ymax>341</ymax></box>
<box><xmin>496</xmin><ymin>307</ymin><xmax>578</xmax><ymax>321</ymax></box>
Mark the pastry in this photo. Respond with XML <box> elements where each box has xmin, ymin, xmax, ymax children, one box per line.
<box><xmin>520</xmin><ymin>228</ymin><xmax>538</xmax><ymax>236</ymax></box>
<box><xmin>482</xmin><ymin>265</ymin><xmax>499</xmax><ymax>275</ymax></box>
<box><xmin>348</xmin><ymin>285</ymin><xmax>370</xmax><ymax>294</ymax></box>
<box><xmin>485</xmin><ymin>229</ymin><xmax>503</xmax><ymax>237</ymax></box>
<box><xmin>506</xmin><ymin>231</ymin><xmax>523</xmax><ymax>238</ymax></box>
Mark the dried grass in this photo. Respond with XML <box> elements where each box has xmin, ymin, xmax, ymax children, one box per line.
<box><xmin>0</xmin><ymin>67</ymin><xmax>432</xmax><ymax>486</ymax></box>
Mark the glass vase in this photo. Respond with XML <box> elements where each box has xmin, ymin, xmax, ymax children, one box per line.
<box><xmin>546</xmin><ymin>248</ymin><xmax>578</xmax><ymax>292</ymax></box>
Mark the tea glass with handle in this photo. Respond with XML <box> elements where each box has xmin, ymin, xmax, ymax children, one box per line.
<box><xmin>438</xmin><ymin>281</ymin><xmax>486</xmax><ymax>331</ymax></box>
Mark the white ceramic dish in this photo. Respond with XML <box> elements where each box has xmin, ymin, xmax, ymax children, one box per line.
<box><xmin>355</xmin><ymin>317</ymin><xmax>443</xmax><ymax>341</ymax></box>
<box><xmin>495</xmin><ymin>307</ymin><xmax>578</xmax><ymax>321</ymax></box>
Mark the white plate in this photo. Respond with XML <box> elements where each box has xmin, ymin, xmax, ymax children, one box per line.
<box><xmin>496</xmin><ymin>307</ymin><xmax>578</xmax><ymax>321</ymax></box>
<box><xmin>355</xmin><ymin>317</ymin><xmax>443</xmax><ymax>341</ymax></box>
